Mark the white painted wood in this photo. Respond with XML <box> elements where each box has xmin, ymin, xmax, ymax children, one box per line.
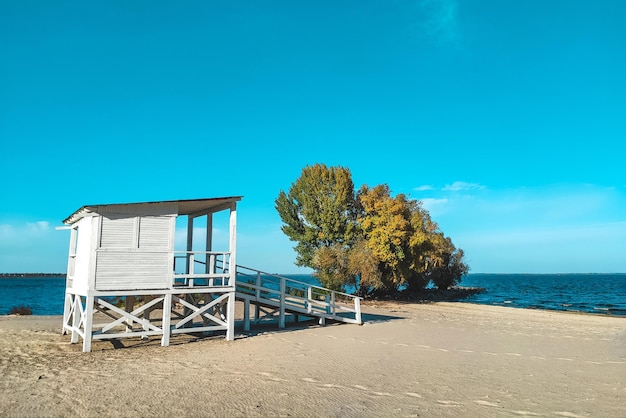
<box><xmin>279</xmin><ymin>277</ymin><xmax>286</xmax><ymax>329</ymax></box>
<box><xmin>71</xmin><ymin>216</ymin><xmax>94</xmax><ymax>292</ymax></box>
<box><xmin>87</xmin><ymin>216</ymin><xmax>99</xmax><ymax>292</ymax></box>
<box><xmin>96</xmin><ymin>297</ymin><xmax>163</xmax><ymax>334</ymax></box>
<box><xmin>70</xmin><ymin>295</ymin><xmax>81</xmax><ymax>343</ymax></box>
<box><xmin>161</xmin><ymin>293</ymin><xmax>172</xmax><ymax>347</ymax></box>
<box><xmin>226</xmin><ymin>203</ymin><xmax>237</xmax><ymax>339</ymax></box>
<box><xmin>62</xmin><ymin>197</ymin><xmax>243</xmax><ymax>351</ymax></box>
<box><xmin>82</xmin><ymin>295</ymin><xmax>94</xmax><ymax>353</ymax></box>
<box><xmin>226</xmin><ymin>292</ymin><xmax>236</xmax><ymax>340</ymax></box>
<box><xmin>172</xmin><ymin>293</ymin><xmax>228</xmax><ymax>329</ymax></box>
<box><xmin>234</xmin><ymin>265</ymin><xmax>363</xmax><ymax>328</ymax></box>
<box><xmin>100</xmin><ymin>215</ymin><xmax>137</xmax><ymax>248</ymax></box>
<box><xmin>138</xmin><ymin>216</ymin><xmax>171</xmax><ymax>249</ymax></box>
<box><xmin>95</xmin><ymin>251</ymin><xmax>170</xmax><ymax>290</ymax></box>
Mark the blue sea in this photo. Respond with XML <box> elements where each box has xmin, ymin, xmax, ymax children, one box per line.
<box><xmin>1</xmin><ymin>273</ymin><xmax>625</xmax><ymax>316</ymax></box>
<box><xmin>461</xmin><ymin>273</ymin><xmax>626</xmax><ymax>316</ymax></box>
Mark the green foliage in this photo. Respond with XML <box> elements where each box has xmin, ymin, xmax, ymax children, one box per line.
<box><xmin>427</xmin><ymin>241</ymin><xmax>470</xmax><ymax>290</ymax></box>
<box><xmin>275</xmin><ymin>163</ymin><xmax>358</xmax><ymax>268</ymax></box>
<box><xmin>276</xmin><ymin>164</ymin><xmax>469</xmax><ymax>296</ymax></box>
<box><xmin>311</xmin><ymin>243</ymin><xmax>352</xmax><ymax>291</ymax></box>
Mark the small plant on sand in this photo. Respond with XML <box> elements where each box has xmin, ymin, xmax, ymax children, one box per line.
<box><xmin>9</xmin><ymin>305</ymin><xmax>33</xmax><ymax>315</ymax></box>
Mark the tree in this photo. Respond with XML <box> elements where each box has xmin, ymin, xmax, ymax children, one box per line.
<box><xmin>276</xmin><ymin>164</ymin><xmax>469</xmax><ymax>295</ymax></box>
<box><xmin>357</xmin><ymin>184</ymin><xmax>469</xmax><ymax>292</ymax></box>
<box><xmin>425</xmin><ymin>236</ymin><xmax>469</xmax><ymax>289</ymax></box>
<box><xmin>310</xmin><ymin>238</ymin><xmax>382</xmax><ymax>294</ymax></box>
<box><xmin>275</xmin><ymin>163</ymin><xmax>359</xmax><ymax>271</ymax></box>
<box><xmin>356</xmin><ymin>184</ymin><xmax>413</xmax><ymax>290</ymax></box>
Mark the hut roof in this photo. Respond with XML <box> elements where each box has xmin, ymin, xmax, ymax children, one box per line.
<box><xmin>63</xmin><ymin>196</ymin><xmax>243</xmax><ymax>225</ymax></box>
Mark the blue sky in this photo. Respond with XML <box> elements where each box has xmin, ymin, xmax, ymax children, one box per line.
<box><xmin>1</xmin><ymin>0</ymin><xmax>625</xmax><ymax>274</ymax></box>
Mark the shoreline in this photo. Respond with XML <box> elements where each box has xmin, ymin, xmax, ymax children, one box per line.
<box><xmin>4</xmin><ymin>299</ymin><xmax>626</xmax><ymax>319</ymax></box>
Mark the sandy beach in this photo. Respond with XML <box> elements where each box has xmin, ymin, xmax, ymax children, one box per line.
<box><xmin>1</xmin><ymin>302</ymin><xmax>624</xmax><ymax>417</ymax></box>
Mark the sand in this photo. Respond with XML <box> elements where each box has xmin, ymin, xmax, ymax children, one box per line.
<box><xmin>0</xmin><ymin>302</ymin><xmax>624</xmax><ymax>417</ymax></box>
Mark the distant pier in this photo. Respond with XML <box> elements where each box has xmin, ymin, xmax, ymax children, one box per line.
<box><xmin>0</xmin><ymin>273</ymin><xmax>65</xmax><ymax>278</ymax></box>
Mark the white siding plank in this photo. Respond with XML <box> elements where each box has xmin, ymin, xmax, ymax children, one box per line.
<box><xmin>138</xmin><ymin>216</ymin><xmax>171</xmax><ymax>249</ymax></box>
<box><xmin>95</xmin><ymin>251</ymin><xmax>170</xmax><ymax>290</ymax></box>
<box><xmin>100</xmin><ymin>215</ymin><xmax>136</xmax><ymax>248</ymax></box>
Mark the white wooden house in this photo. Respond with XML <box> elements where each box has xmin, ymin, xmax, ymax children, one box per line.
<box><xmin>61</xmin><ymin>197</ymin><xmax>241</xmax><ymax>352</ymax></box>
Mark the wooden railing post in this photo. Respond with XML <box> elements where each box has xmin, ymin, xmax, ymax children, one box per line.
<box><xmin>355</xmin><ymin>297</ymin><xmax>362</xmax><ymax>325</ymax></box>
<box><xmin>279</xmin><ymin>277</ymin><xmax>286</xmax><ymax>329</ymax></box>
<box><xmin>188</xmin><ymin>253</ymin><xmax>195</xmax><ymax>287</ymax></box>
<box><xmin>243</xmin><ymin>299</ymin><xmax>250</xmax><ymax>331</ymax></box>
<box><xmin>255</xmin><ymin>271</ymin><xmax>261</xmax><ymax>321</ymax></box>
<box><xmin>208</xmin><ymin>253</ymin><xmax>215</xmax><ymax>286</ymax></box>
<box><xmin>307</xmin><ymin>286</ymin><xmax>312</xmax><ymax>314</ymax></box>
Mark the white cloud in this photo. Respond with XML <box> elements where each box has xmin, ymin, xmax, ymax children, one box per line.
<box><xmin>426</xmin><ymin>184</ymin><xmax>626</xmax><ymax>273</ymax></box>
<box><xmin>420</xmin><ymin>198</ymin><xmax>449</xmax><ymax>215</ymax></box>
<box><xmin>27</xmin><ymin>221</ymin><xmax>50</xmax><ymax>232</ymax></box>
<box><xmin>414</xmin><ymin>185</ymin><xmax>434</xmax><ymax>191</ymax></box>
<box><xmin>442</xmin><ymin>181</ymin><xmax>485</xmax><ymax>192</ymax></box>
<box><xmin>0</xmin><ymin>220</ymin><xmax>68</xmax><ymax>272</ymax></box>
<box><xmin>0</xmin><ymin>221</ymin><xmax>53</xmax><ymax>243</ymax></box>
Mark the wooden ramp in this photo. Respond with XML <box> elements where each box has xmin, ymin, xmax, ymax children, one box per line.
<box><xmin>235</xmin><ymin>265</ymin><xmax>362</xmax><ymax>331</ymax></box>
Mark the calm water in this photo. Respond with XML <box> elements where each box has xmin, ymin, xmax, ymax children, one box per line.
<box><xmin>461</xmin><ymin>273</ymin><xmax>626</xmax><ymax>316</ymax></box>
<box><xmin>0</xmin><ymin>277</ymin><xmax>66</xmax><ymax>315</ymax></box>
<box><xmin>1</xmin><ymin>274</ymin><xmax>625</xmax><ymax>316</ymax></box>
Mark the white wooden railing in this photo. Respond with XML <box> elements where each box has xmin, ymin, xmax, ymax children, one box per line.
<box><xmin>173</xmin><ymin>251</ymin><xmax>231</xmax><ymax>287</ymax></box>
<box><xmin>235</xmin><ymin>265</ymin><xmax>362</xmax><ymax>327</ymax></box>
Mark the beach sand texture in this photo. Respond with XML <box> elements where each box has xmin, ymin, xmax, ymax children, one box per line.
<box><xmin>1</xmin><ymin>302</ymin><xmax>624</xmax><ymax>417</ymax></box>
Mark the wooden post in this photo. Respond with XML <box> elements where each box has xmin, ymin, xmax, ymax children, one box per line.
<box><xmin>355</xmin><ymin>297</ymin><xmax>362</xmax><ymax>325</ymax></box>
<box><xmin>226</xmin><ymin>203</ymin><xmax>237</xmax><ymax>340</ymax></box>
<box><xmin>143</xmin><ymin>296</ymin><xmax>152</xmax><ymax>338</ymax></box>
<box><xmin>254</xmin><ymin>271</ymin><xmax>261</xmax><ymax>322</ymax></box>
<box><xmin>62</xmin><ymin>227</ymin><xmax>76</xmax><ymax>335</ymax></box>
<box><xmin>279</xmin><ymin>277</ymin><xmax>286</xmax><ymax>329</ymax></box>
<box><xmin>186</xmin><ymin>216</ymin><xmax>194</xmax><ymax>276</ymax></box>
<box><xmin>307</xmin><ymin>287</ymin><xmax>312</xmax><ymax>314</ymax></box>
<box><xmin>244</xmin><ymin>299</ymin><xmax>250</xmax><ymax>331</ymax></box>
<box><xmin>125</xmin><ymin>296</ymin><xmax>135</xmax><ymax>332</ymax></box>
<box><xmin>70</xmin><ymin>294</ymin><xmax>80</xmax><ymax>343</ymax></box>
<box><xmin>82</xmin><ymin>295</ymin><xmax>94</xmax><ymax>353</ymax></box>
<box><xmin>188</xmin><ymin>253</ymin><xmax>195</xmax><ymax>288</ymax></box>
<box><xmin>62</xmin><ymin>292</ymin><xmax>71</xmax><ymax>335</ymax></box>
<box><xmin>206</xmin><ymin>214</ymin><xmax>213</xmax><ymax>286</ymax></box>
<box><xmin>226</xmin><ymin>292</ymin><xmax>236</xmax><ymax>340</ymax></box>
<box><xmin>208</xmin><ymin>253</ymin><xmax>215</xmax><ymax>287</ymax></box>
<box><xmin>161</xmin><ymin>293</ymin><xmax>172</xmax><ymax>347</ymax></box>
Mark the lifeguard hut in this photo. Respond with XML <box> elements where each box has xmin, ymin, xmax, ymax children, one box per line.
<box><xmin>61</xmin><ymin>197</ymin><xmax>241</xmax><ymax>352</ymax></box>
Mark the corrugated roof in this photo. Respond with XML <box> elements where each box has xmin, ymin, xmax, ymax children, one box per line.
<box><xmin>63</xmin><ymin>196</ymin><xmax>243</xmax><ymax>225</ymax></box>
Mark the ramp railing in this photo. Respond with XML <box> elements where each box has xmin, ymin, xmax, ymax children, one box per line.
<box><xmin>235</xmin><ymin>265</ymin><xmax>362</xmax><ymax>328</ymax></box>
